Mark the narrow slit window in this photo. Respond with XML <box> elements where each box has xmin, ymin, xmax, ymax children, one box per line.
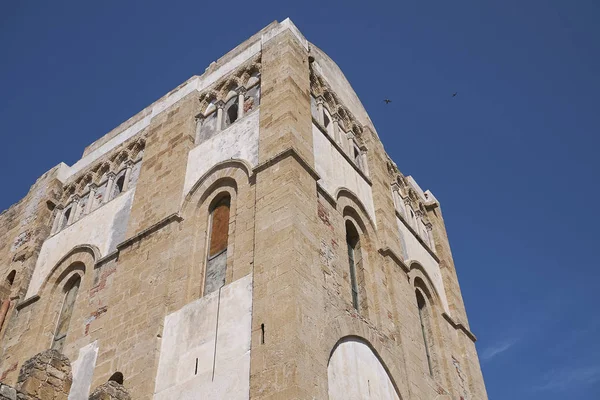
<box><xmin>416</xmin><ymin>290</ymin><xmax>434</xmax><ymax>376</ymax></box>
<box><xmin>346</xmin><ymin>221</ymin><xmax>360</xmax><ymax>311</ymax></box>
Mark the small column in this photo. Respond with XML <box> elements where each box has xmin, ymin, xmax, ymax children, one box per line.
<box><xmin>403</xmin><ymin>198</ymin><xmax>414</xmax><ymax>227</ymax></box>
<box><xmin>425</xmin><ymin>222</ymin><xmax>434</xmax><ymax>249</ymax></box>
<box><xmin>51</xmin><ymin>206</ymin><xmax>64</xmax><ymax>234</ymax></box>
<box><xmin>360</xmin><ymin>145</ymin><xmax>369</xmax><ymax>176</ymax></box>
<box><xmin>345</xmin><ymin>132</ymin><xmax>355</xmax><ymax>157</ymax></box>
<box><xmin>237</xmin><ymin>87</ymin><xmax>247</xmax><ymax>119</ymax></box>
<box><xmin>332</xmin><ymin>116</ymin><xmax>340</xmax><ymax>141</ymax></box>
<box><xmin>104</xmin><ymin>173</ymin><xmax>116</xmax><ymax>204</ymax></box>
<box><xmin>122</xmin><ymin>161</ymin><xmax>134</xmax><ymax>192</ymax></box>
<box><xmin>67</xmin><ymin>196</ymin><xmax>79</xmax><ymax>225</ymax></box>
<box><xmin>316</xmin><ymin>97</ymin><xmax>325</xmax><ymax>125</ymax></box>
<box><xmin>85</xmin><ymin>184</ymin><xmax>97</xmax><ymax>215</ymax></box>
<box><xmin>415</xmin><ymin>209</ymin><xmax>425</xmax><ymax>237</ymax></box>
<box><xmin>216</xmin><ymin>101</ymin><xmax>225</xmax><ymax>131</ymax></box>
<box><xmin>391</xmin><ymin>183</ymin><xmax>401</xmax><ymax>210</ymax></box>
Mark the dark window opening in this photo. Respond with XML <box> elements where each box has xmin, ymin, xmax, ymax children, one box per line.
<box><xmin>323</xmin><ymin>112</ymin><xmax>330</xmax><ymax>128</ymax></box>
<box><xmin>115</xmin><ymin>175</ymin><xmax>125</xmax><ymax>194</ymax></box>
<box><xmin>346</xmin><ymin>220</ymin><xmax>360</xmax><ymax>311</ymax></box>
<box><xmin>227</xmin><ymin>104</ymin><xmax>238</xmax><ymax>125</ymax></box>
<box><xmin>109</xmin><ymin>372</ymin><xmax>124</xmax><ymax>385</ymax></box>
<box><xmin>61</xmin><ymin>208</ymin><xmax>72</xmax><ymax>229</ymax></box>
<box><xmin>6</xmin><ymin>270</ymin><xmax>16</xmax><ymax>287</ymax></box>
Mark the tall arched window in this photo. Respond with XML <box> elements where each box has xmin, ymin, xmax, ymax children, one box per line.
<box><xmin>204</xmin><ymin>195</ymin><xmax>231</xmax><ymax>295</ymax></box>
<box><xmin>416</xmin><ymin>289</ymin><xmax>434</xmax><ymax>376</ymax></box>
<box><xmin>52</xmin><ymin>275</ymin><xmax>81</xmax><ymax>352</ymax></box>
<box><xmin>345</xmin><ymin>221</ymin><xmax>361</xmax><ymax>311</ymax></box>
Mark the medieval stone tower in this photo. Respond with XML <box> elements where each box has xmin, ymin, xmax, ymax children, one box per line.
<box><xmin>0</xmin><ymin>19</ymin><xmax>487</xmax><ymax>400</ymax></box>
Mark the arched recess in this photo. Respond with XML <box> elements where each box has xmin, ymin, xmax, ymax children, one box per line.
<box><xmin>181</xmin><ymin>159</ymin><xmax>251</xmax><ymax>215</ymax></box>
<box><xmin>336</xmin><ymin>188</ymin><xmax>377</xmax><ymax>234</ymax></box>
<box><xmin>179</xmin><ymin>161</ymin><xmax>254</xmax><ymax>302</ymax></box>
<box><xmin>408</xmin><ymin>265</ymin><xmax>447</xmax><ymax>382</ymax></box>
<box><xmin>33</xmin><ymin>246</ymin><xmax>96</xmax><ymax>353</ymax></box>
<box><xmin>338</xmin><ymin>193</ymin><xmax>379</xmax><ymax>317</ymax></box>
<box><xmin>328</xmin><ymin>337</ymin><xmax>402</xmax><ymax>400</ymax></box>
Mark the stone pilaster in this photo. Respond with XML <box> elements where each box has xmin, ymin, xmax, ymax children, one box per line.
<box><xmin>250</xmin><ymin>28</ymin><xmax>325</xmax><ymax>399</ymax></box>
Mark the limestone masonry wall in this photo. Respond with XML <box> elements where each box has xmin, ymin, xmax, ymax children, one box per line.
<box><xmin>0</xmin><ymin>18</ymin><xmax>487</xmax><ymax>400</ymax></box>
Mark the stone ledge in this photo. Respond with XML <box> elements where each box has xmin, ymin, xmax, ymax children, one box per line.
<box><xmin>442</xmin><ymin>312</ymin><xmax>477</xmax><ymax>342</ymax></box>
<box><xmin>253</xmin><ymin>147</ymin><xmax>320</xmax><ymax>181</ymax></box>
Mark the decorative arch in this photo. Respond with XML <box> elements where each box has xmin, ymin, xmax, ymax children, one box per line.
<box><xmin>37</xmin><ymin>245</ymin><xmax>99</xmax><ymax>296</ymax></box>
<box><xmin>336</xmin><ymin>188</ymin><xmax>377</xmax><ymax>235</ymax></box>
<box><xmin>408</xmin><ymin>264</ymin><xmax>445</xmax><ymax>380</ymax></box>
<box><xmin>181</xmin><ymin>159</ymin><xmax>251</xmax><ymax>215</ymax></box>
<box><xmin>328</xmin><ymin>336</ymin><xmax>402</xmax><ymax>400</ymax></box>
<box><xmin>407</xmin><ymin>261</ymin><xmax>443</xmax><ymax>306</ymax></box>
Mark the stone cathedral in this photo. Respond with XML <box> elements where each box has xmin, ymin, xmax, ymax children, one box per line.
<box><xmin>0</xmin><ymin>19</ymin><xmax>487</xmax><ymax>400</ymax></box>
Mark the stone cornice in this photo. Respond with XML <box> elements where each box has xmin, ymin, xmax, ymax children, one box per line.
<box><xmin>442</xmin><ymin>312</ymin><xmax>477</xmax><ymax>342</ymax></box>
<box><xmin>378</xmin><ymin>247</ymin><xmax>410</xmax><ymax>273</ymax></box>
<box><xmin>253</xmin><ymin>148</ymin><xmax>320</xmax><ymax>182</ymax></box>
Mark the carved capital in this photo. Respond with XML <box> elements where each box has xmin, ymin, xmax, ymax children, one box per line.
<box><xmin>236</xmin><ymin>86</ymin><xmax>247</xmax><ymax>95</ymax></box>
<box><xmin>215</xmin><ymin>100</ymin><xmax>225</xmax><ymax>109</ymax></box>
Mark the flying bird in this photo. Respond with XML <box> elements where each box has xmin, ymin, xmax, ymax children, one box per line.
<box><xmin>452</xmin><ymin>92</ymin><xmax>458</xmax><ymax>97</ymax></box>
<box><xmin>384</xmin><ymin>99</ymin><xmax>392</xmax><ymax>104</ymax></box>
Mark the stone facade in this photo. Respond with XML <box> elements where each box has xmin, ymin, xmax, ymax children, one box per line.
<box><xmin>0</xmin><ymin>19</ymin><xmax>487</xmax><ymax>399</ymax></box>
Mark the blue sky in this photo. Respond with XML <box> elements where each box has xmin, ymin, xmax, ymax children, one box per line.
<box><xmin>1</xmin><ymin>1</ymin><xmax>599</xmax><ymax>398</ymax></box>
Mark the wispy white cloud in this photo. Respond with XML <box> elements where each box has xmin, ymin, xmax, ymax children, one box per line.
<box><xmin>481</xmin><ymin>339</ymin><xmax>518</xmax><ymax>361</ymax></box>
<box><xmin>533</xmin><ymin>365</ymin><xmax>600</xmax><ymax>392</ymax></box>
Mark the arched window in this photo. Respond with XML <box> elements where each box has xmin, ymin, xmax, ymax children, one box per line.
<box><xmin>109</xmin><ymin>371</ymin><xmax>124</xmax><ymax>385</ymax></box>
<box><xmin>227</xmin><ymin>103</ymin><xmax>238</xmax><ymax>124</ymax></box>
<box><xmin>204</xmin><ymin>195</ymin><xmax>231</xmax><ymax>295</ymax></box>
<box><xmin>115</xmin><ymin>175</ymin><xmax>125</xmax><ymax>195</ymax></box>
<box><xmin>61</xmin><ymin>207</ymin><xmax>72</xmax><ymax>230</ymax></box>
<box><xmin>52</xmin><ymin>275</ymin><xmax>81</xmax><ymax>352</ymax></box>
<box><xmin>416</xmin><ymin>289</ymin><xmax>434</xmax><ymax>376</ymax></box>
<box><xmin>345</xmin><ymin>221</ymin><xmax>361</xmax><ymax>311</ymax></box>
